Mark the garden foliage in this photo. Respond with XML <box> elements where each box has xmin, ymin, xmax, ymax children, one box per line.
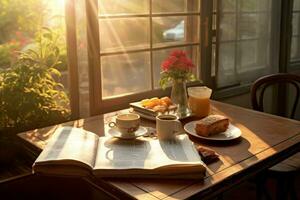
<box><xmin>0</xmin><ymin>28</ymin><xmax>70</xmax><ymax>133</ymax></box>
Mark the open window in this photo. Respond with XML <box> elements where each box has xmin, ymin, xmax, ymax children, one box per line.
<box><xmin>86</xmin><ymin>0</ymin><xmax>201</xmax><ymax>114</ymax></box>
<box><xmin>73</xmin><ymin>0</ymin><xmax>283</xmax><ymax>116</ymax></box>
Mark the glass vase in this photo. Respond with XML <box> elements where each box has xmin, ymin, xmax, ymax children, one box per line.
<box><xmin>171</xmin><ymin>78</ymin><xmax>191</xmax><ymax>117</ymax></box>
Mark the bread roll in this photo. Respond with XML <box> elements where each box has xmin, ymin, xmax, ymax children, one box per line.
<box><xmin>195</xmin><ymin>115</ymin><xmax>229</xmax><ymax>137</ymax></box>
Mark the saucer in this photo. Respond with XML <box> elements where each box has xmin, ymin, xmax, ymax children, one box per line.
<box><xmin>108</xmin><ymin>126</ymin><xmax>147</xmax><ymax>139</ymax></box>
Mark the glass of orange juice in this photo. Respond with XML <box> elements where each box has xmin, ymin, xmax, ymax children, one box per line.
<box><xmin>187</xmin><ymin>86</ymin><xmax>212</xmax><ymax>118</ymax></box>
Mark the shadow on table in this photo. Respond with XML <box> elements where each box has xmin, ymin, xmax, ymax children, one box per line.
<box><xmin>187</xmin><ymin>134</ymin><xmax>255</xmax><ymax>174</ymax></box>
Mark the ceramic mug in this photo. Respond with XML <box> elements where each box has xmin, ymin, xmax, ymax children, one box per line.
<box><xmin>156</xmin><ymin>114</ymin><xmax>182</xmax><ymax>140</ymax></box>
<box><xmin>109</xmin><ymin>113</ymin><xmax>140</xmax><ymax>137</ymax></box>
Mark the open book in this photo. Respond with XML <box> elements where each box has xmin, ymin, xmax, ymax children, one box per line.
<box><xmin>33</xmin><ymin>127</ymin><xmax>206</xmax><ymax>179</ymax></box>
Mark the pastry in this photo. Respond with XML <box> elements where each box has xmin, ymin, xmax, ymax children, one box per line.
<box><xmin>197</xmin><ymin>146</ymin><xmax>219</xmax><ymax>164</ymax></box>
<box><xmin>195</xmin><ymin>115</ymin><xmax>229</xmax><ymax>137</ymax></box>
<box><xmin>140</xmin><ymin>97</ymin><xmax>175</xmax><ymax>112</ymax></box>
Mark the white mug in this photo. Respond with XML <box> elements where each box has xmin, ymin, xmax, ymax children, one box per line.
<box><xmin>109</xmin><ymin>113</ymin><xmax>140</xmax><ymax>137</ymax></box>
<box><xmin>156</xmin><ymin>114</ymin><xmax>182</xmax><ymax>140</ymax></box>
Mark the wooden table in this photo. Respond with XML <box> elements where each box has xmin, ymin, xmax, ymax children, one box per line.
<box><xmin>18</xmin><ymin>101</ymin><xmax>300</xmax><ymax>200</ymax></box>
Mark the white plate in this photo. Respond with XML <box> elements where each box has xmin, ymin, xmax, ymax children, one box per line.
<box><xmin>108</xmin><ymin>126</ymin><xmax>147</xmax><ymax>139</ymax></box>
<box><xmin>133</xmin><ymin>111</ymin><xmax>156</xmax><ymax>121</ymax></box>
<box><xmin>184</xmin><ymin>121</ymin><xmax>242</xmax><ymax>141</ymax></box>
<box><xmin>130</xmin><ymin>101</ymin><xmax>193</xmax><ymax>121</ymax></box>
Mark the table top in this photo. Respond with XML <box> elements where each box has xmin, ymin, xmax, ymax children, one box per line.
<box><xmin>18</xmin><ymin>101</ymin><xmax>300</xmax><ymax>200</ymax></box>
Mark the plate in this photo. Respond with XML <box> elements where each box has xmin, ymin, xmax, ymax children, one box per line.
<box><xmin>184</xmin><ymin>121</ymin><xmax>242</xmax><ymax>141</ymax></box>
<box><xmin>133</xmin><ymin>111</ymin><xmax>157</xmax><ymax>121</ymax></box>
<box><xmin>108</xmin><ymin>126</ymin><xmax>147</xmax><ymax>139</ymax></box>
<box><xmin>130</xmin><ymin>101</ymin><xmax>193</xmax><ymax>121</ymax></box>
<box><xmin>130</xmin><ymin>101</ymin><xmax>173</xmax><ymax>116</ymax></box>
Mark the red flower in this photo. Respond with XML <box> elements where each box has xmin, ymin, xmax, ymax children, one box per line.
<box><xmin>161</xmin><ymin>50</ymin><xmax>195</xmax><ymax>72</ymax></box>
<box><xmin>162</xmin><ymin>55</ymin><xmax>177</xmax><ymax>71</ymax></box>
<box><xmin>159</xmin><ymin>50</ymin><xmax>197</xmax><ymax>88</ymax></box>
<box><xmin>170</xmin><ymin>50</ymin><xmax>186</xmax><ymax>57</ymax></box>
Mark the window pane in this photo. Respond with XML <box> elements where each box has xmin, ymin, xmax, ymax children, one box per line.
<box><xmin>218</xmin><ymin>43</ymin><xmax>238</xmax><ymax>87</ymax></box>
<box><xmin>99</xmin><ymin>0</ymin><xmax>149</xmax><ymax>15</ymax></box>
<box><xmin>238</xmin><ymin>14</ymin><xmax>268</xmax><ymax>40</ymax></box>
<box><xmin>152</xmin><ymin>0</ymin><xmax>200</xmax><ymax>13</ymax></box>
<box><xmin>294</xmin><ymin>0</ymin><xmax>300</xmax><ymax>11</ymax></box>
<box><xmin>152</xmin><ymin>16</ymin><xmax>200</xmax><ymax>46</ymax></box>
<box><xmin>101</xmin><ymin>52</ymin><xmax>151</xmax><ymax>99</ymax></box>
<box><xmin>221</xmin><ymin>0</ymin><xmax>236</xmax><ymax>12</ymax></box>
<box><xmin>219</xmin><ymin>14</ymin><xmax>236</xmax><ymax>41</ymax></box>
<box><xmin>239</xmin><ymin>0</ymin><xmax>269</xmax><ymax>12</ymax></box>
<box><xmin>290</xmin><ymin>1</ymin><xmax>300</xmax><ymax>63</ymax></box>
<box><xmin>237</xmin><ymin>40</ymin><xmax>268</xmax><ymax>72</ymax></box>
<box><xmin>290</xmin><ymin>37</ymin><xmax>300</xmax><ymax>61</ymax></box>
<box><xmin>152</xmin><ymin>46</ymin><xmax>199</xmax><ymax>89</ymax></box>
<box><xmin>99</xmin><ymin>18</ymin><xmax>149</xmax><ymax>52</ymax></box>
<box><xmin>292</xmin><ymin>13</ymin><xmax>300</xmax><ymax>36</ymax></box>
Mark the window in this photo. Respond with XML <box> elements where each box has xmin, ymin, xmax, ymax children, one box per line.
<box><xmin>214</xmin><ymin>0</ymin><xmax>281</xmax><ymax>88</ymax></box>
<box><xmin>87</xmin><ymin>0</ymin><xmax>201</xmax><ymax>114</ymax></box>
<box><xmin>82</xmin><ymin>0</ymin><xmax>282</xmax><ymax>115</ymax></box>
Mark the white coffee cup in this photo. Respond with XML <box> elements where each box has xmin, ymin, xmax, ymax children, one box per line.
<box><xmin>109</xmin><ymin>113</ymin><xmax>140</xmax><ymax>137</ymax></box>
<box><xmin>156</xmin><ymin>114</ymin><xmax>182</xmax><ymax>140</ymax></box>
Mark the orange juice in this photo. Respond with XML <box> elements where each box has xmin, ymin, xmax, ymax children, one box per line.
<box><xmin>188</xmin><ymin>96</ymin><xmax>210</xmax><ymax>118</ymax></box>
<box><xmin>187</xmin><ymin>86</ymin><xmax>212</xmax><ymax>118</ymax></box>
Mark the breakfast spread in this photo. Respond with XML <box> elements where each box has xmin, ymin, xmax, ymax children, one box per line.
<box><xmin>195</xmin><ymin>115</ymin><xmax>229</xmax><ymax>137</ymax></box>
<box><xmin>140</xmin><ymin>97</ymin><xmax>177</xmax><ymax>113</ymax></box>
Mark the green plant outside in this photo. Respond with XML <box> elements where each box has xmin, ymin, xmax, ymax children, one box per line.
<box><xmin>0</xmin><ymin>0</ymin><xmax>44</xmax><ymax>44</ymax></box>
<box><xmin>0</xmin><ymin>42</ymin><xmax>20</xmax><ymax>69</ymax></box>
<box><xmin>0</xmin><ymin>28</ymin><xmax>70</xmax><ymax>134</ymax></box>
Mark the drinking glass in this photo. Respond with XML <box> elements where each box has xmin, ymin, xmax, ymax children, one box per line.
<box><xmin>187</xmin><ymin>86</ymin><xmax>212</xmax><ymax>118</ymax></box>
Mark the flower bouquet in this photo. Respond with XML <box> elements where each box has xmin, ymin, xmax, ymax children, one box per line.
<box><xmin>159</xmin><ymin>50</ymin><xmax>197</xmax><ymax>117</ymax></box>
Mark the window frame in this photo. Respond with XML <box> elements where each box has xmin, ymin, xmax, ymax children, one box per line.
<box><xmin>86</xmin><ymin>0</ymin><xmax>204</xmax><ymax>115</ymax></box>
<box><xmin>79</xmin><ymin>0</ymin><xmax>285</xmax><ymax>116</ymax></box>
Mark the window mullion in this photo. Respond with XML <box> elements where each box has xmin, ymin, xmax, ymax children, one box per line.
<box><xmin>234</xmin><ymin>0</ymin><xmax>239</xmax><ymax>82</ymax></box>
<box><xmin>150</xmin><ymin>0</ymin><xmax>154</xmax><ymax>90</ymax></box>
<box><xmin>65</xmin><ymin>0</ymin><xmax>80</xmax><ymax>119</ymax></box>
<box><xmin>86</xmin><ymin>0</ymin><xmax>102</xmax><ymax>115</ymax></box>
<box><xmin>214</xmin><ymin>0</ymin><xmax>220</xmax><ymax>88</ymax></box>
<box><xmin>200</xmin><ymin>0</ymin><xmax>214</xmax><ymax>88</ymax></box>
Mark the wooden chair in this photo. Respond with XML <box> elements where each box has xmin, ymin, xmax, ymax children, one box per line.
<box><xmin>251</xmin><ymin>73</ymin><xmax>300</xmax><ymax>200</ymax></box>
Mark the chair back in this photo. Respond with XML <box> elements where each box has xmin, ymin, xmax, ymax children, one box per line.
<box><xmin>251</xmin><ymin>73</ymin><xmax>300</xmax><ymax>119</ymax></box>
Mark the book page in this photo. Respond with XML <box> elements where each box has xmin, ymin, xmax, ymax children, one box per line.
<box><xmin>94</xmin><ymin>137</ymin><xmax>151</xmax><ymax>170</ymax></box>
<box><xmin>34</xmin><ymin>127</ymin><xmax>99</xmax><ymax>170</ymax></box>
<box><xmin>93</xmin><ymin>135</ymin><xmax>204</xmax><ymax>173</ymax></box>
<box><xmin>148</xmin><ymin>135</ymin><xmax>204</xmax><ymax>169</ymax></box>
